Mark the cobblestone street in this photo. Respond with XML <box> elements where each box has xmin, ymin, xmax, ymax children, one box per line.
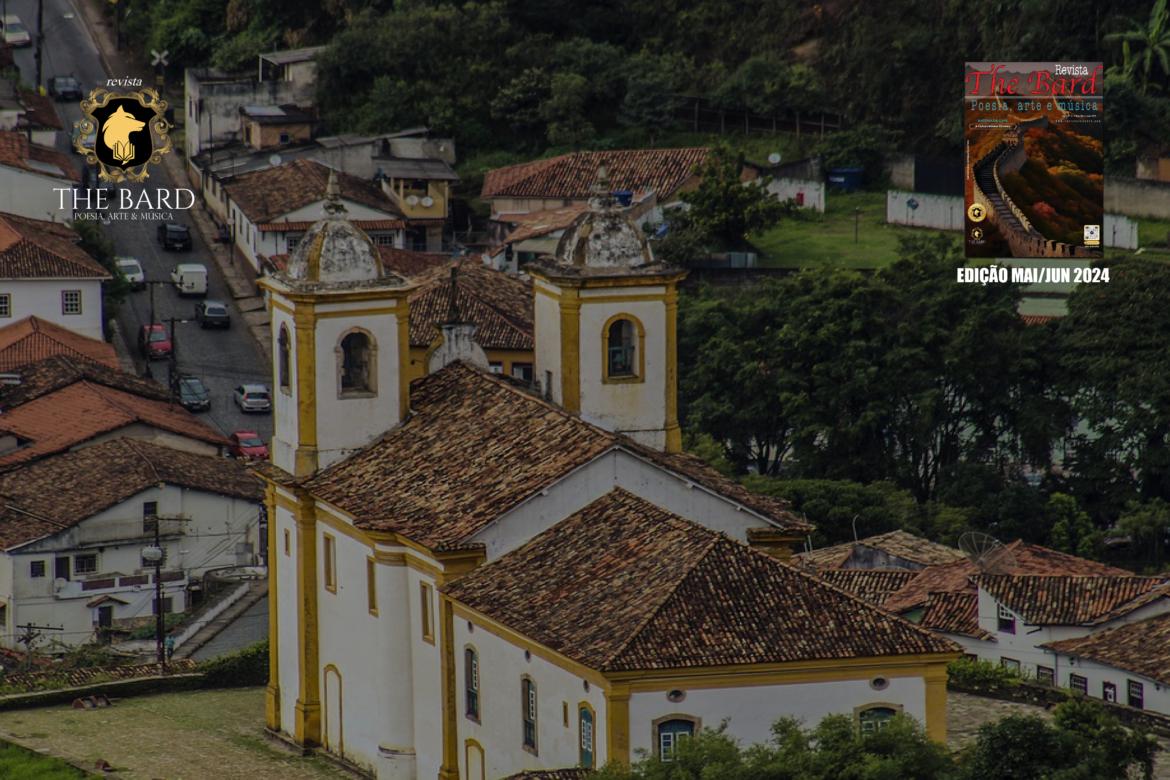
<box><xmin>949</xmin><ymin>691</ymin><xmax>1170</xmax><ymax>779</ymax></box>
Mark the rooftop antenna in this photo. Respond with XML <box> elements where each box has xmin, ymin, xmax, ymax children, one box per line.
<box><xmin>958</xmin><ymin>531</ymin><xmax>1017</xmax><ymax>575</ymax></box>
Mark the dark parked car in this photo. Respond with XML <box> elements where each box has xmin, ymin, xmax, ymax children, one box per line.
<box><xmin>137</xmin><ymin>324</ymin><xmax>171</xmax><ymax>360</ymax></box>
<box><xmin>194</xmin><ymin>299</ymin><xmax>231</xmax><ymax>329</ymax></box>
<box><xmin>157</xmin><ymin>223</ymin><xmax>192</xmax><ymax>251</ymax></box>
<box><xmin>48</xmin><ymin>75</ymin><xmax>82</xmax><ymax>101</ymax></box>
<box><xmin>172</xmin><ymin>375</ymin><xmax>211</xmax><ymax>412</ymax></box>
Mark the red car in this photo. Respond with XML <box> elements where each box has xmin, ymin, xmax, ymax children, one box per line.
<box><xmin>137</xmin><ymin>323</ymin><xmax>172</xmax><ymax>360</ymax></box>
<box><xmin>229</xmin><ymin>431</ymin><xmax>268</xmax><ymax>460</ymax></box>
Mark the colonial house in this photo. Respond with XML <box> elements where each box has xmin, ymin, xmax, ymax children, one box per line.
<box><xmin>0</xmin><ymin>438</ymin><xmax>264</xmax><ymax>648</ymax></box>
<box><xmin>481</xmin><ymin>149</ymin><xmax>709</xmax><ymax>223</ymax></box>
<box><xmin>0</xmin><ymin>133</ymin><xmax>79</xmax><ymax>222</ymax></box>
<box><xmin>259</xmin><ymin>174</ymin><xmax>960</xmax><ymax>780</ymax></box>
<box><xmin>406</xmin><ymin>262</ymin><xmax>533</xmax><ymax>382</ymax></box>
<box><xmin>0</xmin><ymin>85</ymin><xmax>64</xmax><ymax>147</ymax></box>
<box><xmin>0</xmin><ymin>315</ymin><xmax>118</xmax><ymax>372</ymax></box>
<box><xmin>220</xmin><ymin>159</ymin><xmax>408</xmax><ymax>274</ymax></box>
<box><xmin>0</xmin><ymin>355</ymin><xmax>228</xmax><ymax>472</ymax></box>
<box><xmin>1041</xmin><ymin>612</ymin><xmax>1170</xmax><ymax>713</ymax></box>
<box><xmin>486</xmin><ymin>205</ymin><xmax>587</xmax><ymax>273</ymax></box>
<box><xmin>0</xmin><ymin>212</ymin><xmax>108</xmax><ymax>340</ymax></box>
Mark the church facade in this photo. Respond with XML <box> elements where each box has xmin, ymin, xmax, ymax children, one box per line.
<box><xmin>262</xmin><ymin>171</ymin><xmax>961</xmax><ymax>780</ymax></box>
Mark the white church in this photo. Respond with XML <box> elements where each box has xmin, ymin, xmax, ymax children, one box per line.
<box><xmin>260</xmin><ymin>171</ymin><xmax>961</xmax><ymax>780</ymax></box>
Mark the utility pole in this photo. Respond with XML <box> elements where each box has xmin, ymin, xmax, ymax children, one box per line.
<box><xmin>33</xmin><ymin>0</ymin><xmax>44</xmax><ymax>92</ymax></box>
<box><xmin>16</xmin><ymin>623</ymin><xmax>64</xmax><ymax>670</ymax></box>
<box><xmin>162</xmin><ymin>315</ymin><xmax>188</xmax><ymax>408</ymax></box>
<box><xmin>141</xmin><ymin>519</ymin><xmax>166</xmax><ymax>671</ymax></box>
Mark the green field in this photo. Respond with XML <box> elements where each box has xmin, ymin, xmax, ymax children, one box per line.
<box><xmin>1135</xmin><ymin>216</ymin><xmax>1170</xmax><ymax>249</ymax></box>
<box><xmin>754</xmin><ymin>191</ymin><xmax>952</xmax><ymax>269</ymax></box>
<box><xmin>0</xmin><ymin>742</ymin><xmax>89</xmax><ymax>779</ymax></box>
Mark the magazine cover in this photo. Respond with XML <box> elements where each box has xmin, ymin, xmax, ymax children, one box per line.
<box><xmin>964</xmin><ymin>62</ymin><xmax>1104</xmax><ymax>258</ymax></box>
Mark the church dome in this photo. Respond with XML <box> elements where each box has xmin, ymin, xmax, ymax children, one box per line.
<box><xmin>554</xmin><ymin>166</ymin><xmax>653</xmax><ymax>269</ymax></box>
<box><xmin>283</xmin><ymin>170</ymin><xmax>387</xmax><ymax>286</ymax></box>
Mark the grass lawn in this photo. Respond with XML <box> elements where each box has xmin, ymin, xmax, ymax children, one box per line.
<box><xmin>0</xmin><ymin>742</ymin><xmax>90</xmax><ymax>779</ymax></box>
<box><xmin>754</xmin><ymin>191</ymin><xmax>955</xmax><ymax>269</ymax></box>
<box><xmin>0</xmin><ymin>688</ymin><xmax>350</xmax><ymax>780</ymax></box>
<box><xmin>1135</xmin><ymin>216</ymin><xmax>1170</xmax><ymax>249</ymax></box>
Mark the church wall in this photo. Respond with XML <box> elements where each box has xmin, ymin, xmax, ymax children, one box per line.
<box><xmin>628</xmin><ymin>675</ymin><xmax>929</xmax><ymax>755</ymax></box>
<box><xmin>270</xmin><ymin>304</ymin><xmax>299</xmax><ymax>474</ymax></box>
<box><xmin>454</xmin><ymin>610</ymin><xmax>607</xmax><ymax>778</ymax></box>
<box><xmin>577</xmin><ymin>296</ymin><xmax>668</xmax><ymax>440</ymax></box>
<box><xmin>274</xmin><ymin>502</ymin><xmax>301</xmax><ymax>731</ymax></box>
<box><xmin>533</xmin><ymin>280</ymin><xmax>563</xmax><ymax>406</ymax></box>
<box><xmin>469</xmin><ymin>450</ymin><xmax>780</xmax><ymax>563</ymax></box>
<box><xmin>406</xmin><ymin>565</ymin><xmax>444</xmax><ymax>780</ymax></box>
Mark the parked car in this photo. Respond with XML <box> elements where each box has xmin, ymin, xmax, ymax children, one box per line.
<box><xmin>233</xmin><ymin>384</ymin><xmax>271</xmax><ymax>413</ymax></box>
<box><xmin>170</xmin><ymin>263</ymin><xmax>207</xmax><ymax>296</ymax></box>
<box><xmin>229</xmin><ymin>431</ymin><xmax>268</xmax><ymax>460</ymax></box>
<box><xmin>48</xmin><ymin>75</ymin><xmax>82</xmax><ymax>101</ymax></box>
<box><xmin>137</xmin><ymin>324</ymin><xmax>171</xmax><ymax>360</ymax></box>
<box><xmin>115</xmin><ymin>257</ymin><xmax>144</xmax><ymax>290</ymax></box>
<box><xmin>194</xmin><ymin>299</ymin><xmax>231</xmax><ymax>329</ymax></box>
<box><xmin>157</xmin><ymin>223</ymin><xmax>193</xmax><ymax>251</ymax></box>
<box><xmin>71</xmin><ymin>120</ymin><xmax>95</xmax><ymax>155</ymax></box>
<box><xmin>1</xmin><ymin>16</ymin><xmax>30</xmax><ymax>47</ymax></box>
<box><xmin>172</xmin><ymin>375</ymin><xmax>211</xmax><ymax>412</ymax></box>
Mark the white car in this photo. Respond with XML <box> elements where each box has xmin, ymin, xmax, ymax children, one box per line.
<box><xmin>233</xmin><ymin>384</ymin><xmax>272</xmax><ymax>413</ymax></box>
<box><xmin>1</xmin><ymin>16</ymin><xmax>30</xmax><ymax>47</ymax></box>
<box><xmin>115</xmin><ymin>257</ymin><xmax>144</xmax><ymax>290</ymax></box>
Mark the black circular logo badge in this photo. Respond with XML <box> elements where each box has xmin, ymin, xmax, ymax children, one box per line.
<box><xmin>91</xmin><ymin>98</ymin><xmax>155</xmax><ymax>170</ymax></box>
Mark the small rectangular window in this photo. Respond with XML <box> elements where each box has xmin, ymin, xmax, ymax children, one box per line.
<box><xmin>0</xmin><ymin>294</ymin><xmax>10</xmax><ymax>318</ymax></box>
<box><xmin>374</xmin><ymin>234</ymin><xmax>396</xmax><ymax>246</ymax></box>
<box><xmin>420</xmin><ymin>582</ymin><xmax>434</xmax><ymax>643</ymax></box>
<box><xmin>29</xmin><ymin>560</ymin><xmax>45</xmax><ymax>578</ymax></box>
<box><xmin>465</xmin><ymin>648</ymin><xmax>479</xmax><ymax>720</ymax></box>
<box><xmin>512</xmin><ymin>362</ymin><xmax>533</xmax><ymax>383</ymax></box>
<box><xmin>143</xmin><ymin>501</ymin><xmax>158</xmax><ymax>533</ymax></box>
<box><xmin>1103</xmin><ymin>682</ymin><xmax>1117</xmax><ymax>702</ymax></box>
<box><xmin>1128</xmin><ymin>680</ymin><xmax>1144</xmax><ymax>709</ymax></box>
<box><xmin>1070</xmin><ymin>674</ymin><xmax>1088</xmax><ymax>695</ymax></box>
<box><xmin>367</xmin><ymin>557</ymin><xmax>378</xmax><ymax>615</ymax></box>
<box><xmin>997</xmin><ymin>604</ymin><xmax>1016</xmax><ymax>634</ymax></box>
<box><xmin>62</xmin><ymin>290</ymin><xmax>82</xmax><ymax>315</ymax></box>
<box><xmin>323</xmin><ymin>534</ymin><xmax>336</xmax><ymax>593</ymax></box>
<box><xmin>279</xmin><ymin>132</ymin><xmax>291</xmax><ymax>144</ymax></box>
<box><xmin>522</xmin><ymin>678</ymin><xmax>537</xmax><ymax>751</ymax></box>
<box><xmin>153</xmin><ymin>596</ymin><xmax>174</xmax><ymax>615</ymax></box>
<box><xmin>73</xmin><ymin>553</ymin><xmax>97</xmax><ymax>575</ymax></box>
<box><xmin>284</xmin><ymin>529</ymin><xmax>291</xmax><ymax>556</ymax></box>
<box><xmin>287</xmin><ymin>237</ymin><xmax>300</xmax><ymax>252</ymax></box>
<box><xmin>1000</xmin><ymin>657</ymin><xmax>1020</xmax><ymax>674</ymax></box>
<box><xmin>488</xmin><ymin>361</ymin><xmax>503</xmax><ymax>374</ymax></box>
<box><xmin>1036</xmin><ymin>666</ymin><xmax>1054</xmax><ymax>686</ymax></box>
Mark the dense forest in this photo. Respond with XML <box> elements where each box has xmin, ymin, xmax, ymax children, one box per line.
<box><xmin>125</xmin><ymin>0</ymin><xmax>1170</xmax><ymax>167</ymax></box>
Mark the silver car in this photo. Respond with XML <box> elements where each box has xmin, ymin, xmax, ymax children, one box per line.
<box><xmin>233</xmin><ymin>383</ymin><xmax>272</xmax><ymax>413</ymax></box>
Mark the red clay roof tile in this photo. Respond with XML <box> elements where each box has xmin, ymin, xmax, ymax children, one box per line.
<box><xmin>482</xmin><ymin>149</ymin><xmax>707</xmax><ymax>201</ymax></box>
<box><xmin>0</xmin><ymin>317</ymin><xmax>117</xmax><ymax>372</ymax></box>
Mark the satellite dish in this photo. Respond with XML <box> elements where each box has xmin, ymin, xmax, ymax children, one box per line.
<box><xmin>268</xmin><ymin>154</ymin><xmax>283</xmax><ymax>168</ymax></box>
<box><xmin>767</xmin><ymin>152</ymin><xmax>782</xmax><ymax>165</ymax></box>
<box><xmin>406</xmin><ymin>195</ymin><xmax>420</xmax><ymax>206</ymax></box>
<box><xmin>53</xmin><ymin>577</ymin><xmax>67</xmax><ymax>591</ymax></box>
<box><xmin>958</xmin><ymin>532</ymin><xmax>1017</xmax><ymax>574</ymax></box>
<box><xmin>421</xmin><ymin>196</ymin><xmax>434</xmax><ymax>207</ymax></box>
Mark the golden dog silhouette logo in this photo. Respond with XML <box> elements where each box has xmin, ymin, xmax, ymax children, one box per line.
<box><xmin>75</xmin><ymin>89</ymin><xmax>173</xmax><ymax>184</ymax></box>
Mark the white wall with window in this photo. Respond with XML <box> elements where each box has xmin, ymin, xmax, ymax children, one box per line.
<box><xmin>0</xmin><ymin>279</ymin><xmax>104</xmax><ymax>340</ymax></box>
<box><xmin>452</xmin><ymin>608</ymin><xmax>607</xmax><ymax>779</ymax></box>
<box><xmin>0</xmin><ymin>483</ymin><xmax>260</xmax><ymax>649</ymax></box>
<box><xmin>1039</xmin><ymin>650</ymin><xmax>1170</xmax><ymax>715</ymax></box>
<box><xmin>629</xmin><ymin>675</ymin><xmax>928</xmax><ymax>759</ymax></box>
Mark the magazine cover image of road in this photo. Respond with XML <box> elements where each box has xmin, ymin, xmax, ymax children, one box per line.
<box><xmin>964</xmin><ymin>62</ymin><xmax>1103</xmax><ymax>259</ymax></box>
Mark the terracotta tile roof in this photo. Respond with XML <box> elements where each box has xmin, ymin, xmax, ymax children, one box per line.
<box><xmin>0</xmin><ymin>381</ymin><xmax>229</xmax><ymax>470</ymax></box>
<box><xmin>444</xmin><ymin>489</ymin><xmax>958</xmax><ymax>671</ymax></box>
<box><xmin>1041</xmin><ymin>612</ymin><xmax>1170</xmax><ymax>685</ymax></box>
<box><xmin>482</xmin><ymin>149</ymin><xmax>708</xmax><ymax>201</ymax></box>
<box><xmin>500</xmin><ymin>771</ymin><xmax>592</xmax><ymax>780</ymax></box>
<box><xmin>795</xmin><ymin>530</ymin><xmax>966</xmax><ymax>571</ymax></box>
<box><xmin>918</xmin><ymin>592</ymin><xmax>992</xmax><ymax>639</ymax></box>
<box><xmin>409</xmin><ymin>261</ymin><xmax>533</xmax><ymax>350</ymax></box>
<box><xmin>976</xmin><ymin>574</ymin><xmax>1170</xmax><ymax>626</ymax></box>
<box><xmin>0</xmin><ymin>212</ymin><xmax>106</xmax><ymax>279</ymax></box>
<box><xmin>255</xmin><ymin>219</ymin><xmax>406</xmax><ymax>232</ymax></box>
<box><xmin>0</xmin><ymin>355</ymin><xmax>172</xmax><ymax>408</ymax></box>
<box><xmin>305</xmin><ymin>363</ymin><xmax>805</xmax><ymax>549</ymax></box>
<box><xmin>223</xmin><ymin>158</ymin><xmax>402</xmax><ymax>223</ymax></box>
<box><xmin>0</xmin><ymin>131</ymin><xmax>79</xmax><ymax>182</ymax></box>
<box><xmin>817</xmin><ymin>569</ymin><xmax>920</xmax><ymax>603</ymax></box>
<box><xmin>502</xmin><ymin>204</ymin><xmax>589</xmax><ymax>244</ymax></box>
<box><xmin>1021</xmin><ymin>314</ymin><xmax>1059</xmax><ymax>326</ymax></box>
<box><xmin>0</xmin><ymin>317</ymin><xmax>118</xmax><ymax>372</ymax></box>
<box><xmin>0</xmin><ymin>438</ymin><xmax>263</xmax><ymax>550</ymax></box>
<box><xmin>17</xmin><ymin>91</ymin><xmax>63</xmax><ymax>131</ymax></box>
<box><xmin>883</xmin><ymin>558</ymin><xmax>979</xmax><ymax>613</ymax></box>
<box><xmin>1005</xmin><ymin>540</ymin><xmax>1133</xmax><ymax>576</ymax></box>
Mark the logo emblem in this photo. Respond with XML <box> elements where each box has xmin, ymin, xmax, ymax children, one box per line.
<box><xmin>1083</xmin><ymin>225</ymin><xmax>1100</xmax><ymax>245</ymax></box>
<box><xmin>967</xmin><ymin>203</ymin><xmax>987</xmax><ymax>222</ymax></box>
<box><xmin>74</xmin><ymin>89</ymin><xmax>173</xmax><ymax>184</ymax></box>
<box><xmin>971</xmin><ymin>228</ymin><xmax>984</xmax><ymax>240</ymax></box>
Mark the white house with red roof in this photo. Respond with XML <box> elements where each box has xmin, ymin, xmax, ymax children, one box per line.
<box><xmin>0</xmin><ymin>132</ymin><xmax>78</xmax><ymax>222</ymax></box>
<box><xmin>0</xmin><ymin>213</ymin><xmax>109</xmax><ymax>340</ymax></box>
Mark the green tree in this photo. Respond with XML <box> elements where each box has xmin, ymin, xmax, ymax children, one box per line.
<box><xmin>541</xmin><ymin>72</ymin><xmax>596</xmax><ymax>149</ymax></box>
<box><xmin>617</xmin><ymin>52</ymin><xmax>686</xmax><ymax>143</ymax></box>
<box><xmin>1105</xmin><ymin>0</ymin><xmax>1170</xmax><ymax>94</ymax></box>
<box><xmin>68</xmin><ymin>218</ymin><xmax>127</xmax><ymax>329</ymax></box>
<box><xmin>491</xmin><ymin>67</ymin><xmax>552</xmax><ymax>143</ymax></box>
<box><xmin>1048</xmin><ymin>493</ymin><xmax>1099</xmax><ymax>559</ymax></box>
<box><xmin>1118</xmin><ymin>498</ymin><xmax>1170</xmax><ymax>567</ymax></box>
<box><xmin>742</xmin><ymin>476</ymin><xmax>919</xmax><ymax>546</ymax></box>
<box><xmin>681</xmin><ymin>142</ymin><xmax>790</xmax><ymax>249</ymax></box>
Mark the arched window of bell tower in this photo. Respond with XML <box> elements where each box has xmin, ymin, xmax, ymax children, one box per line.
<box><xmin>278</xmin><ymin>325</ymin><xmax>292</xmax><ymax>393</ymax></box>
<box><xmin>336</xmin><ymin>328</ymin><xmax>378</xmax><ymax>396</ymax></box>
<box><xmin>602</xmin><ymin>314</ymin><xmax>645</xmax><ymax>383</ymax></box>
